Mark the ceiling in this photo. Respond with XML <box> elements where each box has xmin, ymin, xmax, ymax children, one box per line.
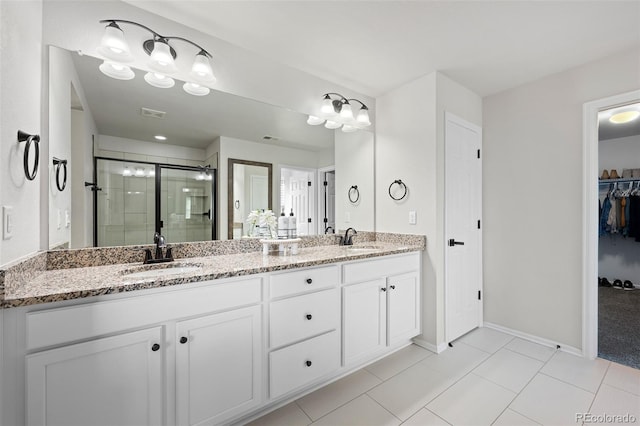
<box><xmin>125</xmin><ymin>0</ymin><xmax>640</xmax><ymax>98</ymax></box>
<box><xmin>599</xmin><ymin>102</ymin><xmax>640</xmax><ymax>141</ymax></box>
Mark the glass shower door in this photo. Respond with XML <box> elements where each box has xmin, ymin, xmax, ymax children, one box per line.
<box><xmin>160</xmin><ymin>166</ymin><xmax>215</xmax><ymax>243</ymax></box>
<box><xmin>96</xmin><ymin>159</ymin><xmax>156</xmax><ymax>247</ymax></box>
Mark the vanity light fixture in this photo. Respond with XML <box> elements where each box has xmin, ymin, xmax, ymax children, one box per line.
<box><xmin>97</xmin><ymin>19</ymin><xmax>216</xmax><ymax>96</ymax></box>
<box><xmin>307</xmin><ymin>93</ymin><xmax>371</xmax><ymax>132</ymax></box>
<box><xmin>154</xmin><ymin>135</ymin><xmax>167</xmax><ymax>141</ymax></box>
<box><xmin>609</xmin><ymin>110</ymin><xmax>640</xmax><ymax>124</ymax></box>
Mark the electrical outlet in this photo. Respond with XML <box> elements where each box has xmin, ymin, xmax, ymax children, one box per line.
<box><xmin>409</xmin><ymin>210</ymin><xmax>417</xmax><ymax>225</ymax></box>
<box><xmin>3</xmin><ymin>206</ymin><xmax>14</xmax><ymax>240</ymax></box>
<box><xmin>345</xmin><ymin>212</ymin><xmax>351</xmax><ymax>223</ymax></box>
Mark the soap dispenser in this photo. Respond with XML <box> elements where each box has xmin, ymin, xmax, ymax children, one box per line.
<box><xmin>289</xmin><ymin>209</ymin><xmax>297</xmax><ymax>238</ymax></box>
<box><xmin>278</xmin><ymin>207</ymin><xmax>289</xmax><ymax>239</ymax></box>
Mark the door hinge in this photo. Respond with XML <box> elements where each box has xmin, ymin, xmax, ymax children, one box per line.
<box><xmin>323</xmin><ymin>218</ymin><xmax>328</xmax><ymax>223</ymax></box>
<box><xmin>477</xmin><ymin>149</ymin><xmax>481</xmax><ymax>159</ymax></box>
<box><xmin>307</xmin><ymin>218</ymin><xmax>312</xmax><ymax>223</ymax></box>
<box><xmin>477</xmin><ymin>219</ymin><xmax>481</xmax><ymax>229</ymax></box>
<box><xmin>478</xmin><ymin>290</ymin><xmax>482</xmax><ymax>300</ymax></box>
<box><xmin>308</xmin><ymin>181</ymin><xmax>312</xmax><ymax>187</ymax></box>
<box><xmin>323</xmin><ymin>181</ymin><xmax>328</xmax><ymax>186</ymax></box>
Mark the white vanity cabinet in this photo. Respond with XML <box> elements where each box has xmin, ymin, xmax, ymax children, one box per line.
<box><xmin>26</xmin><ymin>327</ymin><xmax>164</xmax><ymax>426</ymax></box>
<box><xmin>22</xmin><ymin>276</ymin><xmax>263</xmax><ymax>426</ymax></box>
<box><xmin>267</xmin><ymin>265</ymin><xmax>341</xmax><ymax>399</ymax></box>
<box><xmin>342</xmin><ymin>253</ymin><xmax>421</xmax><ymax>366</ymax></box>
<box><xmin>175</xmin><ymin>305</ymin><xmax>262</xmax><ymax>426</ymax></box>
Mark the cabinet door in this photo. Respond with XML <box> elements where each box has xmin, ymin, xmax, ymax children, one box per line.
<box><xmin>342</xmin><ymin>279</ymin><xmax>387</xmax><ymax>365</ymax></box>
<box><xmin>387</xmin><ymin>272</ymin><xmax>421</xmax><ymax>345</ymax></box>
<box><xmin>26</xmin><ymin>327</ymin><xmax>164</xmax><ymax>426</ymax></box>
<box><xmin>176</xmin><ymin>305</ymin><xmax>262</xmax><ymax>426</ymax></box>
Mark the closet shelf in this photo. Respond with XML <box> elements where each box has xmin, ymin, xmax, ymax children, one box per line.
<box><xmin>599</xmin><ymin>178</ymin><xmax>640</xmax><ymax>185</ymax></box>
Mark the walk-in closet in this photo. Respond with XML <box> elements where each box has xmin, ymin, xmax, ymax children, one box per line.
<box><xmin>597</xmin><ymin>103</ymin><xmax>640</xmax><ymax>369</ymax></box>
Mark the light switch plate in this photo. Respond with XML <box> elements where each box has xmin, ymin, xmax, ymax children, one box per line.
<box><xmin>65</xmin><ymin>210</ymin><xmax>71</xmax><ymax>228</ymax></box>
<box><xmin>345</xmin><ymin>212</ymin><xmax>351</xmax><ymax>223</ymax></box>
<box><xmin>409</xmin><ymin>210</ymin><xmax>417</xmax><ymax>225</ymax></box>
<box><xmin>57</xmin><ymin>209</ymin><xmax>62</xmax><ymax>230</ymax></box>
<box><xmin>3</xmin><ymin>206</ymin><xmax>14</xmax><ymax>240</ymax></box>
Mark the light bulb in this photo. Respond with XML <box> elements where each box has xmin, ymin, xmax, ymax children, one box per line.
<box><xmin>356</xmin><ymin>107</ymin><xmax>371</xmax><ymax>126</ymax></box>
<box><xmin>149</xmin><ymin>40</ymin><xmax>177</xmax><ymax>73</ymax></box>
<box><xmin>183</xmin><ymin>82</ymin><xmax>210</xmax><ymax>96</ymax></box>
<box><xmin>144</xmin><ymin>72</ymin><xmax>175</xmax><ymax>88</ymax></box>
<box><xmin>324</xmin><ymin>120</ymin><xmax>341</xmax><ymax>129</ymax></box>
<box><xmin>340</xmin><ymin>102</ymin><xmax>354</xmax><ymax>122</ymax></box>
<box><xmin>135</xmin><ymin>168</ymin><xmax>145</xmax><ymax>177</ymax></box>
<box><xmin>99</xmin><ymin>60</ymin><xmax>135</xmax><ymax>80</ymax></box>
<box><xmin>321</xmin><ymin>95</ymin><xmax>337</xmax><ymax>116</ymax></box>
<box><xmin>97</xmin><ymin>23</ymin><xmax>133</xmax><ymax>62</ymax></box>
<box><xmin>122</xmin><ymin>167</ymin><xmax>131</xmax><ymax>177</ymax></box>
<box><xmin>190</xmin><ymin>51</ymin><xmax>216</xmax><ymax>82</ymax></box>
<box><xmin>609</xmin><ymin>110</ymin><xmax>640</xmax><ymax>124</ymax></box>
<box><xmin>307</xmin><ymin>115</ymin><xmax>325</xmax><ymax>125</ymax></box>
<box><xmin>341</xmin><ymin>124</ymin><xmax>358</xmax><ymax>133</ymax></box>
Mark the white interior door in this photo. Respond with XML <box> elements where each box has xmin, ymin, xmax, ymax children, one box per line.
<box><xmin>444</xmin><ymin>112</ymin><xmax>483</xmax><ymax>343</ymax></box>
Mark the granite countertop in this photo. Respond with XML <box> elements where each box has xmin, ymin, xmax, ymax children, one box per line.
<box><xmin>1</xmin><ymin>238</ymin><xmax>424</xmax><ymax>308</ymax></box>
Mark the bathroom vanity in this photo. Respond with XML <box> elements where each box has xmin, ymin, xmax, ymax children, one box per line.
<box><xmin>0</xmin><ymin>235</ymin><xmax>424</xmax><ymax>426</ymax></box>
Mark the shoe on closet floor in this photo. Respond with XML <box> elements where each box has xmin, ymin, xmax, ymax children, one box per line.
<box><xmin>623</xmin><ymin>280</ymin><xmax>636</xmax><ymax>290</ymax></box>
<box><xmin>600</xmin><ymin>277</ymin><xmax>612</xmax><ymax>287</ymax></box>
<box><xmin>612</xmin><ymin>279</ymin><xmax>624</xmax><ymax>289</ymax></box>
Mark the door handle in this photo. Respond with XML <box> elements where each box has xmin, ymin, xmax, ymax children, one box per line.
<box><xmin>448</xmin><ymin>239</ymin><xmax>465</xmax><ymax>247</ymax></box>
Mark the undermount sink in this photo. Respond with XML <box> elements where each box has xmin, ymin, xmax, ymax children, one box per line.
<box><xmin>122</xmin><ymin>263</ymin><xmax>203</xmax><ymax>279</ymax></box>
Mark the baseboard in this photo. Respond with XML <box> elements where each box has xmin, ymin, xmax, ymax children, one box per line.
<box><xmin>483</xmin><ymin>322</ymin><xmax>582</xmax><ymax>357</ymax></box>
<box><xmin>412</xmin><ymin>338</ymin><xmax>448</xmax><ymax>354</ymax></box>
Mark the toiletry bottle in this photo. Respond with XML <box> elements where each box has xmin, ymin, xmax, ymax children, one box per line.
<box><xmin>278</xmin><ymin>207</ymin><xmax>288</xmax><ymax>239</ymax></box>
<box><xmin>289</xmin><ymin>209</ymin><xmax>297</xmax><ymax>238</ymax></box>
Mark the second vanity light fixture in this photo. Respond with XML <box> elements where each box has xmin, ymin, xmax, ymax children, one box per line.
<box><xmin>307</xmin><ymin>93</ymin><xmax>371</xmax><ymax>132</ymax></box>
<box><xmin>97</xmin><ymin>19</ymin><xmax>215</xmax><ymax>96</ymax></box>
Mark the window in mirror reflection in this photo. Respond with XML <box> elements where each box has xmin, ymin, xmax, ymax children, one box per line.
<box><xmin>96</xmin><ymin>158</ymin><xmax>216</xmax><ymax>246</ymax></box>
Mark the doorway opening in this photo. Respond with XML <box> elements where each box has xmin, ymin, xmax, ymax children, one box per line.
<box><xmin>582</xmin><ymin>89</ymin><xmax>640</xmax><ymax>363</ymax></box>
<box><xmin>596</xmin><ymin>102</ymin><xmax>640</xmax><ymax>369</ymax></box>
<box><xmin>318</xmin><ymin>167</ymin><xmax>336</xmax><ymax>234</ymax></box>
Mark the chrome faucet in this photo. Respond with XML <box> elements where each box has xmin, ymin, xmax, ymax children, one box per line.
<box><xmin>340</xmin><ymin>228</ymin><xmax>357</xmax><ymax>246</ymax></box>
<box><xmin>143</xmin><ymin>232</ymin><xmax>173</xmax><ymax>264</ymax></box>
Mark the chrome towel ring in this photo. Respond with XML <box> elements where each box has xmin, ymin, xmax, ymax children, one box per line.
<box><xmin>52</xmin><ymin>157</ymin><xmax>68</xmax><ymax>191</ymax></box>
<box><xmin>388</xmin><ymin>179</ymin><xmax>407</xmax><ymax>201</ymax></box>
<box><xmin>348</xmin><ymin>185</ymin><xmax>360</xmax><ymax>204</ymax></box>
<box><xmin>17</xmin><ymin>130</ymin><xmax>40</xmax><ymax>181</ymax></box>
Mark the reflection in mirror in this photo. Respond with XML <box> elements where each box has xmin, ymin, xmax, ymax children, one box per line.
<box><xmin>228</xmin><ymin>159</ymin><xmax>272</xmax><ymax>239</ymax></box>
<box><xmin>47</xmin><ymin>45</ymin><xmax>339</xmax><ymax>248</ymax></box>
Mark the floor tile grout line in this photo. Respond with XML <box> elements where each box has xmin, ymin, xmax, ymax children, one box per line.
<box><xmin>293</xmin><ymin>400</ymin><xmax>313</xmax><ymax>424</ymax></box>
<box><xmin>365</xmin><ymin>393</ymin><xmax>405</xmax><ymax>424</ymax></box>
<box><xmin>364</xmin><ymin>348</ymin><xmax>434</xmax><ymax>382</ymax></box>
<box><xmin>537</xmin><ymin>371</ymin><xmax>598</xmax><ymax>395</ymax></box>
<box><xmin>502</xmin><ymin>345</ymin><xmax>556</xmax><ymax>364</ymax></box>
<box><xmin>586</xmin><ymin>361</ymin><xmax>612</xmax><ymax>413</ymax></box>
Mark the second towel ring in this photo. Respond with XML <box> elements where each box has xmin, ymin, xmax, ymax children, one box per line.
<box><xmin>17</xmin><ymin>130</ymin><xmax>40</xmax><ymax>181</ymax></box>
<box><xmin>348</xmin><ymin>185</ymin><xmax>360</xmax><ymax>203</ymax></box>
<box><xmin>388</xmin><ymin>179</ymin><xmax>408</xmax><ymax>201</ymax></box>
<box><xmin>52</xmin><ymin>157</ymin><xmax>68</xmax><ymax>192</ymax></box>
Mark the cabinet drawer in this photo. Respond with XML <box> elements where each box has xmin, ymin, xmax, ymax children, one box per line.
<box><xmin>270</xmin><ymin>288</ymin><xmax>339</xmax><ymax>348</ymax></box>
<box><xmin>343</xmin><ymin>252</ymin><xmax>420</xmax><ymax>284</ymax></box>
<box><xmin>269</xmin><ymin>331</ymin><xmax>340</xmax><ymax>399</ymax></box>
<box><xmin>26</xmin><ymin>277</ymin><xmax>262</xmax><ymax>350</ymax></box>
<box><xmin>270</xmin><ymin>265</ymin><xmax>339</xmax><ymax>299</ymax></box>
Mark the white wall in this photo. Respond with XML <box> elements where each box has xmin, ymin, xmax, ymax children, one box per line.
<box><xmin>0</xmin><ymin>0</ymin><xmax>43</xmax><ymax>266</ymax></box>
<box><xmin>483</xmin><ymin>48</ymin><xmax>640</xmax><ymax>349</ymax></box>
<box><xmin>96</xmin><ymin>135</ymin><xmax>206</xmax><ymax>165</ymax></box>
<box><xmin>218</xmin><ymin>136</ymin><xmax>325</xmax><ymax>239</ymax></box>
<box><xmin>598</xmin><ymin>134</ymin><xmax>640</xmax><ymax>284</ymax></box>
<box><xmin>375</xmin><ymin>71</ymin><xmax>482</xmax><ymax>348</ymax></box>
<box><xmin>334</xmin><ymin>130</ymin><xmax>375</xmax><ymax>232</ymax></box>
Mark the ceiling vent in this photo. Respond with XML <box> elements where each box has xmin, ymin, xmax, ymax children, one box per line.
<box><xmin>140</xmin><ymin>107</ymin><xmax>166</xmax><ymax>119</ymax></box>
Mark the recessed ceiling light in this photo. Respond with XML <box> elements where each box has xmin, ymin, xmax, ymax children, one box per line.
<box><xmin>154</xmin><ymin>135</ymin><xmax>167</xmax><ymax>141</ymax></box>
<box><xmin>609</xmin><ymin>110</ymin><xmax>640</xmax><ymax>124</ymax></box>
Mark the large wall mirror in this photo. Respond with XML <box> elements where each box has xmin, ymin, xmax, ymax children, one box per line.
<box><xmin>46</xmin><ymin>9</ymin><xmax>375</xmax><ymax>250</ymax></box>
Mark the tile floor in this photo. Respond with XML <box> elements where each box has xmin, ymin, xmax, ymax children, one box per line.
<box><xmin>247</xmin><ymin>327</ymin><xmax>640</xmax><ymax>426</ymax></box>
